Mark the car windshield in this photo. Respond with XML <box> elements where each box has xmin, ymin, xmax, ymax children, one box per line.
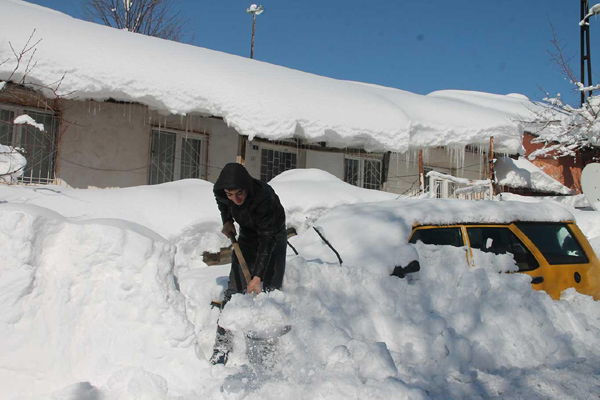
<box><xmin>515</xmin><ymin>222</ymin><xmax>589</xmax><ymax>265</ymax></box>
<box><xmin>409</xmin><ymin>227</ymin><xmax>463</xmax><ymax>247</ymax></box>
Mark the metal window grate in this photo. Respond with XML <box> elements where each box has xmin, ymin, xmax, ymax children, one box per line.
<box><xmin>0</xmin><ymin>108</ymin><xmax>59</xmax><ymax>185</ymax></box>
<box><xmin>0</xmin><ymin>110</ymin><xmax>15</xmax><ymax>145</ymax></box>
<box><xmin>179</xmin><ymin>137</ymin><xmax>203</xmax><ymax>179</ymax></box>
<box><xmin>363</xmin><ymin>159</ymin><xmax>381</xmax><ymax>190</ymax></box>
<box><xmin>344</xmin><ymin>158</ymin><xmax>360</xmax><ymax>186</ymax></box>
<box><xmin>260</xmin><ymin>149</ymin><xmax>296</xmax><ymax>182</ymax></box>
<box><xmin>149</xmin><ymin>130</ymin><xmax>176</xmax><ymax>184</ymax></box>
<box><xmin>344</xmin><ymin>157</ymin><xmax>382</xmax><ymax>190</ymax></box>
<box><xmin>148</xmin><ymin>129</ymin><xmax>206</xmax><ymax>185</ymax></box>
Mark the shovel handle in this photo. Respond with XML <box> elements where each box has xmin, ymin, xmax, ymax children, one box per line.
<box><xmin>228</xmin><ymin>233</ymin><xmax>252</xmax><ymax>285</ymax></box>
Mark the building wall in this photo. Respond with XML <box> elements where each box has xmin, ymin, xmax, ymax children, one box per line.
<box><xmin>523</xmin><ymin>133</ymin><xmax>583</xmax><ymax>193</ymax></box>
<box><xmin>305</xmin><ymin>149</ymin><xmax>344</xmax><ymax>179</ymax></box>
<box><xmin>58</xmin><ymin>100</ymin><xmax>241</xmax><ymax>188</ymax></box>
<box><xmin>57</xmin><ymin>100</ymin><xmax>151</xmax><ymax>188</ymax></box>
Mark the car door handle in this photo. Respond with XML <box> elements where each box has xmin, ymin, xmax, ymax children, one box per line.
<box><xmin>531</xmin><ymin>276</ymin><xmax>544</xmax><ymax>285</ymax></box>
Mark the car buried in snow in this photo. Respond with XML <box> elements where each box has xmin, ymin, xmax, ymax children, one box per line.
<box><xmin>408</xmin><ymin>219</ymin><xmax>600</xmax><ymax>300</ymax></box>
<box><xmin>293</xmin><ymin>198</ymin><xmax>600</xmax><ymax>301</ymax></box>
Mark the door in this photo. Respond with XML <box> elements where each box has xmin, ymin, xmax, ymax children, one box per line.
<box><xmin>513</xmin><ymin>222</ymin><xmax>600</xmax><ymax>300</ymax></box>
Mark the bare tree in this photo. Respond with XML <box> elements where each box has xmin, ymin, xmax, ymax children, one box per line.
<box><xmin>525</xmin><ymin>22</ymin><xmax>600</xmax><ymax>161</ymax></box>
<box><xmin>80</xmin><ymin>0</ymin><xmax>190</xmax><ymax>42</ymax></box>
<box><xmin>1</xmin><ymin>31</ymin><xmax>73</xmax><ymax>184</ymax></box>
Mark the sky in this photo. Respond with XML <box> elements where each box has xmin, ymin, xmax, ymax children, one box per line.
<box><xmin>22</xmin><ymin>0</ymin><xmax>600</xmax><ymax>108</ymax></box>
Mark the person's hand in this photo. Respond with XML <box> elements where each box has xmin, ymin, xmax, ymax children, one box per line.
<box><xmin>247</xmin><ymin>276</ymin><xmax>262</xmax><ymax>295</ymax></box>
<box><xmin>221</xmin><ymin>221</ymin><xmax>236</xmax><ymax>238</ymax></box>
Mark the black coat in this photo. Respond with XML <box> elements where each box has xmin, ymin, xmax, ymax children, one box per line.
<box><xmin>214</xmin><ymin>163</ymin><xmax>286</xmax><ymax>280</ymax></box>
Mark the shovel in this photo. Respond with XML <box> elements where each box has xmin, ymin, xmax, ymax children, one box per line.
<box><xmin>227</xmin><ymin>233</ymin><xmax>292</xmax><ymax>369</ymax></box>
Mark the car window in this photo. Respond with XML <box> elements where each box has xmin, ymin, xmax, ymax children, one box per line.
<box><xmin>515</xmin><ymin>223</ymin><xmax>589</xmax><ymax>265</ymax></box>
<box><xmin>467</xmin><ymin>227</ymin><xmax>539</xmax><ymax>272</ymax></box>
<box><xmin>409</xmin><ymin>227</ymin><xmax>463</xmax><ymax>247</ymax></box>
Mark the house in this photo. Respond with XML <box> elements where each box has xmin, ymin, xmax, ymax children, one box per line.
<box><xmin>0</xmin><ymin>0</ymin><xmax>533</xmax><ymax>195</ymax></box>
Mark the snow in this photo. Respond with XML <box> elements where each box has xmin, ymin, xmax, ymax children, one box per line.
<box><xmin>426</xmin><ymin>170</ymin><xmax>490</xmax><ymax>186</ymax></box>
<box><xmin>2</xmin><ymin>170</ymin><xmax>600</xmax><ymax>399</ymax></box>
<box><xmin>495</xmin><ymin>156</ymin><xmax>574</xmax><ymax>195</ymax></box>
<box><xmin>0</xmin><ymin>203</ymin><xmax>206</xmax><ymax>398</ymax></box>
<box><xmin>269</xmin><ymin>169</ymin><xmax>399</xmax><ymax>231</ymax></box>
<box><xmin>13</xmin><ymin>114</ymin><xmax>45</xmax><ymax>131</ymax></box>
<box><xmin>0</xmin><ymin>144</ymin><xmax>27</xmax><ymax>183</ymax></box>
<box><xmin>290</xmin><ymin>198</ymin><xmax>576</xmax><ymax>274</ymax></box>
<box><xmin>0</xmin><ymin>0</ymin><xmax>531</xmax><ymax>153</ymax></box>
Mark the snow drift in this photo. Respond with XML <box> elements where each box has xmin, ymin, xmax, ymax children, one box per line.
<box><xmin>2</xmin><ymin>177</ymin><xmax>600</xmax><ymax>399</ymax></box>
<box><xmin>0</xmin><ymin>203</ymin><xmax>206</xmax><ymax>398</ymax></box>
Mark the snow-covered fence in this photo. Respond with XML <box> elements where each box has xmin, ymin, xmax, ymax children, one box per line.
<box><xmin>427</xmin><ymin>171</ymin><xmax>493</xmax><ymax>201</ymax></box>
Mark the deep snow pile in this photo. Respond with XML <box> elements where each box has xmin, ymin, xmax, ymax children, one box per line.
<box><xmin>269</xmin><ymin>169</ymin><xmax>399</xmax><ymax>231</ymax></box>
<box><xmin>0</xmin><ymin>0</ymin><xmax>529</xmax><ymax>153</ymax></box>
<box><xmin>2</xmin><ymin>177</ymin><xmax>600</xmax><ymax>399</ymax></box>
<box><xmin>0</xmin><ymin>170</ymin><xmax>398</xmax><ymax>269</ymax></box>
<box><xmin>181</xmin><ymin>243</ymin><xmax>600</xmax><ymax>400</ymax></box>
<box><xmin>0</xmin><ymin>203</ymin><xmax>207</xmax><ymax>399</ymax></box>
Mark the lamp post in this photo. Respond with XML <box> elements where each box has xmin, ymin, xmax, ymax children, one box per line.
<box><xmin>247</xmin><ymin>4</ymin><xmax>264</xmax><ymax>59</ymax></box>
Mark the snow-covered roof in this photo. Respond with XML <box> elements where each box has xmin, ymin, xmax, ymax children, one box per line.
<box><xmin>0</xmin><ymin>0</ymin><xmax>534</xmax><ymax>153</ymax></box>
<box><xmin>495</xmin><ymin>156</ymin><xmax>574</xmax><ymax>195</ymax></box>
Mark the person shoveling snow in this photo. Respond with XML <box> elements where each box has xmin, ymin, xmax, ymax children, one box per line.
<box><xmin>210</xmin><ymin>163</ymin><xmax>288</xmax><ymax>366</ymax></box>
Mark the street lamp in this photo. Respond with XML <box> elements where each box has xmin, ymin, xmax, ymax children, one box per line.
<box><xmin>246</xmin><ymin>4</ymin><xmax>264</xmax><ymax>59</ymax></box>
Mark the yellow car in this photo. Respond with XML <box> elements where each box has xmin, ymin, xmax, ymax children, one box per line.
<box><xmin>409</xmin><ymin>221</ymin><xmax>600</xmax><ymax>300</ymax></box>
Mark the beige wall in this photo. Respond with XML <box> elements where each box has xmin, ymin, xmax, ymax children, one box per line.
<box><xmin>306</xmin><ymin>150</ymin><xmax>344</xmax><ymax>179</ymax></box>
<box><xmin>56</xmin><ymin>100</ymin><xmax>242</xmax><ymax>188</ymax></box>
<box><xmin>56</xmin><ymin>100</ymin><xmax>151</xmax><ymax>188</ymax></box>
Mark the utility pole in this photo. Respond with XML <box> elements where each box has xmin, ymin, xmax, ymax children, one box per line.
<box><xmin>247</xmin><ymin>4</ymin><xmax>264</xmax><ymax>59</ymax></box>
<box><xmin>581</xmin><ymin>0</ymin><xmax>594</xmax><ymax>105</ymax></box>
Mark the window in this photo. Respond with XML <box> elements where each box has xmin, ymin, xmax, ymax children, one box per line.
<box><xmin>344</xmin><ymin>157</ymin><xmax>382</xmax><ymax>190</ymax></box>
<box><xmin>0</xmin><ymin>106</ymin><xmax>59</xmax><ymax>184</ymax></box>
<box><xmin>409</xmin><ymin>227</ymin><xmax>464</xmax><ymax>247</ymax></box>
<box><xmin>148</xmin><ymin>128</ymin><xmax>206</xmax><ymax>185</ymax></box>
<box><xmin>260</xmin><ymin>148</ymin><xmax>296</xmax><ymax>182</ymax></box>
<box><xmin>515</xmin><ymin>223</ymin><xmax>588</xmax><ymax>265</ymax></box>
<box><xmin>467</xmin><ymin>227</ymin><xmax>539</xmax><ymax>271</ymax></box>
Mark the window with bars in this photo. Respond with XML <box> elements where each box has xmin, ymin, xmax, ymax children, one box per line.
<box><xmin>260</xmin><ymin>148</ymin><xmax>296</xmax><ymax>182</ymax></box>
<box><xmin>148</xmin><ymin>128</ymin><xmax>206</xmax><ymax>185</ymax></box>
<box><xmin>0</xmin><ymin>107</ymin><xmax>59</xmax><ymax>184</ymax></box>
<box><xmin>344</xmin><ymin>157</ymin><xmax>382</xmax><ymax>190</ymax></box>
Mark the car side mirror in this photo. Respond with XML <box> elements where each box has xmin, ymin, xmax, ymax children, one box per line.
<box><xmin>391</xmin><ymin>260</ymin><xmax>421</xmax><ymax>279</ymax></box>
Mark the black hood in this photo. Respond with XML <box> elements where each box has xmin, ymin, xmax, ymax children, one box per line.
<box><xmin>214</xmin><ymin>163</ymin><xmax>255</xmax><ymax>200</ymax></box>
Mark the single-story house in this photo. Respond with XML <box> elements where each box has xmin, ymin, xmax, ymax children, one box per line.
<box><xmin>1</xmin><ymin>0</ymin><xmax>550</xmax><ymax>197</ymax></box>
